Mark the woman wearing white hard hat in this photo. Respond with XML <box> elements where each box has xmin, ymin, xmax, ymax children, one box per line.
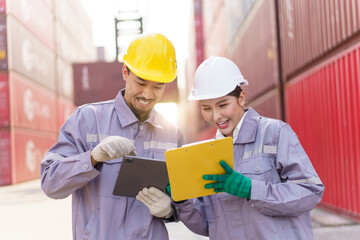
<box><xmin>177</xmin><ymin>56</ymin><xmax>325</xmax><ymax>240</ymax></box>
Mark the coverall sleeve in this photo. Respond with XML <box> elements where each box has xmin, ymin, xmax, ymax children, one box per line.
<box><xmin>40</xmin><ymin>108</ymin><xmax>100</xmax><ymax>199</ymax></box>
<box><xmin>175</xmin><ymin>198</ymin><xmax>209</xmax><ymax>236</ymax></box>
<box><xmin>249</xmin><ymin>124</ymin><xmax>325</xmax><ymax>216</ymax></box>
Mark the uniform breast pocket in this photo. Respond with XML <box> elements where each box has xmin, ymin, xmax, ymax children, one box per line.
<box><xmin>98</xmin><ymin>158</ymin><xmax>124</xmax><ymax>198</ymax></box>
<box><xmin>241</xmin><ymin>155</ymin><xmax>280</xmax><ymax>183</ymax></box>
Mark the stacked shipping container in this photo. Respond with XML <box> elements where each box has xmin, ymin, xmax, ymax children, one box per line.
<box><xmin>189</xmin><ymin>0</ymin><xmax>360</xmax><ymax>219</ymax></box>
<box><xmin>285</xmin><ymin>44</ymin><xmax>360</xmax><ymax>218</ymax></box>
<box><xmin>280</xmin><ymin>0</ymin><xmax>360</xmax><ymax>219</ymax></box>
<box><xmin>0</xmin><ymin>0</ymin><xmax>95</xmax><ymax>185</ymax></box>
<box><xmin>72</xmin><ymin>61</ymin><xmax>180</xmax><ymax>107</ymax></box>
<box><xmin>183</xmin><ymin>0</ymin><xmax>209</xmax><ymax>142</ymax></box>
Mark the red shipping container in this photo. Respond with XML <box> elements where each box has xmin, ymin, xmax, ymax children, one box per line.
<box><xmin>0</xmin><ymin>14</ymin><xmax>7</xmax><ymax>71</ymax></box>
<box><xmin>229</xmin><ymin>0</ymin><xmax>279</xmax><ymax>102</ymax></box>
<box><xmin>73</xmin><ymin>61</ymin><xmax>125</xmax><ymax>106</ymax></box>
<box><xmin>6</xmin><ymin>0</ymin><xmax>55</xmax><ymax>51</ymax></box>
<box><xmin>7</xmin><ymin>16</ymin><xmax>56</xmax><ymax>91</ymax></box>
<box><xmin>202</xmin><ymin>0</ymin><xmax>223</xmax><ymax>40</ymax></box>
<box><xmin>0</xmin><ymin>128</ymin><xmax>11</xmax><ymax>185</ymax></box>
<box><xmin>0</xmin><ymin>73</ymin><xmax>9</xmax><ymax>127</ymax></box>
<box><xmin>204</xmin><ymin>5</ymin><xmax>226</xmax><ymax>57</ymax></box>
<box><xmin>42</xmin><ymin>0</ymin><xmax>54</xmax><ymax>12</ymax></box>
<box><xmin>73</xmin><ymin>61</ymin><xmax>179</xmax><ymax>106</ymax></box>
<box><xmin>56</xmin><ymin>56</ymin><xmax>74</xmax><ymax>100</ymax></box>
<box><xmin>55</xmin><ymin>0</ymin><xmax>92</xmax><ymax>38</ymax></box>
<box><xmin>55</xmin><ymin>0</ymin><xmax>94</xmax><ymax>61</ymax></box>
<box><xmin>9</xmin><ymin>72</ymin><xmax>58</xmax><ymax>133</ymax></box>
<box><xmin>55</xmin><ymin>19</ymin><xmax>94</xmax><ymax>64</ymax></box>
<box><xmin>57</xmin><ymin>96</ymin><xmax>76</xmax><ymax>130</ymax></box>
<box><xmin>194</xmin><ymin>0</ymin><xmax>205</xmax><ymax>66</ymax></box>
<box><xmin>250</xmin><ymin>87</ymin><xmax>282</xmax><ymax>120</ymax></box>
<box><xmin>279</xmin><ymin>0</ymin><xmax>360</xmax><ymax>78</ymax></box>
<box><xmin>11</xmin><ymin>127</ymin><xmax>57</xmax><ymax>184</ymax></box>
<box><xmin>0</xmin><ymin>0</ymin><xmax>5</xmax><ymax>14</ymax></box>
<box><xmin>285</xmin><ymin>43</ymin><xmax>360</xmax><ymax>219</ymax></box>
<box><xmin>224</xmin><ymin>0</ymin><xmax>256</xmax><ymax>46</ymax></box>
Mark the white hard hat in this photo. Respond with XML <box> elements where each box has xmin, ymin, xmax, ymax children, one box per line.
<box><xmin>188</xmin><ymin>56</ymin><xmax>248</xmax><ymax>100</ymax></box>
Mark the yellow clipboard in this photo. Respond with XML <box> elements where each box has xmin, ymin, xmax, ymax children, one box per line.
<box><xmin>165</xmin><ymin>137</ymin><xmax>233</xmax><ymax>201</ymax></box>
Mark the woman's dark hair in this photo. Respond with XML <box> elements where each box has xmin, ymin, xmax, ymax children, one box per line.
<box><xmin>227</xmin><ymin>86</ymin><xmax>243</xmax><ymax>97</ymax></box>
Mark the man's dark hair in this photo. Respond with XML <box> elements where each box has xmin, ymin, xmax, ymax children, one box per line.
<box><xmin>126</xmin><ymin>66</ymin><xmax>131</xmax><ymax>74</ymax></box>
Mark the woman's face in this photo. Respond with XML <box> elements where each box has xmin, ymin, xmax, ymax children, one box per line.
<box><xmin>200</xmin><ymin>92</ymin><xmax>245</xmax><ymax>137</ymax></box>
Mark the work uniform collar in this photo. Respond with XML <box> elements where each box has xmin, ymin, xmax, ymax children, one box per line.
<box><xmin>114</xmin><ymin>89</ymin><xmax>163</xmax><ymax>129</ymax></box>
<box><xmin>234</xmin><ymin>107</ymin><xmax>260</xmax><ymax>144</ymax></box>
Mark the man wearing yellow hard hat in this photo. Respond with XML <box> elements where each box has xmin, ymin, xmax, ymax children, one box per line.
<box><xmin>41</xmin><ymin>33</ymin><xmax>184</xmax><ymax>239</ymax></box>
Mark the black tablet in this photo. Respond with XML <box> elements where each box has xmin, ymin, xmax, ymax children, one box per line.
<box><xmin>113</xmin><ymin>156</ymin><xmax>169</xmax><ymax>198</ymax></box>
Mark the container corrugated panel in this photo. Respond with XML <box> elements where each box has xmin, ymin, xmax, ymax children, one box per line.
<box><xmin>56</xmin><ymin>56</ymin><xmax>74</xmax><ymax>100</ymax></box>
<box><xmin>224</xmin><ymin>0</ymin><xmax>256</xmax><ymax>46</ymax></box>
<box><xmin>194</xmin><ymin>0</ymin><xmax>205</xmax><ymax>66</ymax></box>
<box><xmin>9</xmin><ymin>72</ymin><xmax>58</xmax><ymax>133</ymax></box>
<box><xmin>73</xmin><ymin>61</ymin><xmax>126</xmax><ymax>106</ymax></box>
<box><xmin>10</xmin><ymin>127</ymin><xmax>57</xmax><ymax>184</ymax></box>
<box><xmin>202</xmin><ymin>0</ymin><xmax>224</xmax><ymax>40</ymax></box>
<box><xmin>0</xmin><ymin>73</ymin><xmax>9</xmax><ymax>127</ymax></box>
<box><xmin>249</xmin><ymin>87</ymin><xmax>282</xmax><ymax>120</ymax></box>
<box><xmin>42</xmin><ymin>0</ymin><xmax>54</xmax><ymax>12</ymax></box>
<box><xmin>161</xmin><ymin>78</ymin><xmax>179</xmax><ymax>103</ymax></box>
<box><xmin>229</xmin><ymin>0</ymin><xmax>278</xmax><ymax>102</ymax></box>
<box><xmin>279</xmin><ymin>0</ymin><xmax>360</xmax><ymax>78</ymax></box>
<box><xmin>6</xmin><ymin>0</ymin><xmax>55</xmax><ymax>51</ymax></box>
<box><xmin>204</xmin><ymin>4</ymin><xmax>226</xmax><ymax>56</ymax></box>
<box><xmin>57</xmin><ymin>96</ymin><xmax>76</xmax><ymax>130</ymax></box>
<box><xmin>0</xmin><ymin>14</ymin><xmax>8</xmax><ymax>71</ymax></box>
<box><xmin>184</xmin><ymin>27</ymin><xmax>197</xmax><ymax>95</ymax></box>
<box><xmin>55</xmin><ymin>19</ymin><xmax>95</xmax><ymax>64</ymax></box>
<box><xmin>55</xmin><ymin>0</ymin><xmax>93</xmax><ymax>37</ymax></box>
<box><xmin>0</xmin><ymin>0</ymin><xmax>5</xmax><ymax>14</ymax></box>
<box><xmin>7</xmin><ymin>16</ymin><xmax>56</xmax><ymax>91</ymax></box>
<box><xmin>182</xmin><ymin>27</ymin><xmax>205</xmax><ymax>143</ymax></box>
<box><xmin>0</xmin><ymin>128</ymin><xmax>11</xmax><ymax>186</ymax></box>
<box><xmin>285</xmin><ymin>43</ymin><xmax>360</xmax><ymax>218</ymax></box>
<box><xmin>55</xmin><ymin>0</ymin><xmax>94</xmax><ymax>61</ymax></box>
<box><xmin>73</xmin><ymin>61</ymin><xmax>180</xmax><ymax>106</ymax></box>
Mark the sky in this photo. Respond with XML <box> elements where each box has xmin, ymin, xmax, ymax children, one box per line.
<box><xmin>79</xmin><ymin>0</ymin><xmax>191</xmax><ymax>66</ymax></box>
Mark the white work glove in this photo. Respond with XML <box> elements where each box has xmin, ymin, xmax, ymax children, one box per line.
<box><xmin>91</xmin><ymin>136</ymin><xmax>136</xmax><ymax>162</ymax></box>
<box><xmin>136</xmin><ymin>187</ymin><xmax>173</xmax><ymax>218</ymax></box>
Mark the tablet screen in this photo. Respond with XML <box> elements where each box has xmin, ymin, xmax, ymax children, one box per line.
<box><xmin>113</xmin><ymin>156</ymin><xmax>169</xmax><ymax>198</ymax></box>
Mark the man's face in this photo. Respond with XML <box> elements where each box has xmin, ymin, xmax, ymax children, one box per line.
<box><xmin>123</xmin><ymin>66</ymin><xmax>166</xmax><ymax>121</ymax></box>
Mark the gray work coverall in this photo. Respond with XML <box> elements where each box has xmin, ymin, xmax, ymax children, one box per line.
<box><xmin>177</xmin><ymin>107</ymin><xmax>324</xmax><ymax>240</ymax></box>
<box><xmin>41</xmin><ymin>89</ymin><xmax>184</xmax><ymax>240</ymax></box>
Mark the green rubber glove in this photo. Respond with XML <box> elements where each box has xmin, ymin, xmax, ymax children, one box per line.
<box><xmin>165</xmin><ymin>182</ymin><xmax>172</xmax><ymax>196</ymax></box>
<box><xmin>203</xmin><ymin>160</ymin><xmax>252</xmax><ymax>199</ymax></box>
<box><xmin>165</xmin><ymin>182</ymin><xmax>185</xmax><ymax>203</ymax></box>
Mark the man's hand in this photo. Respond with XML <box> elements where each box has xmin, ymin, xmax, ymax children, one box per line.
<box><xmin>91</xmin><ymin>136</ymin><xmax>136</xmax><ymax>164</ymax></box>
<box><xmin>203</xmin><ymin>160</ymin><xmax>252</xmax><ymax>199</ymax></box>
<box><xmin>136</xmin><ymin>187</ymin><xmax>173</xmax><ymax>218</ymax></box>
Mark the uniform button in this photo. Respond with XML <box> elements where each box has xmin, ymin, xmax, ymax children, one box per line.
<box><xmin>83</xmin><ymin>164</ymin><xmax>89</xmax><ymax>170</ymax></box>
<box><xmin>255</xmin><ymin>166</ymin><xmax>261</xmax><ymax>172</ymax></box>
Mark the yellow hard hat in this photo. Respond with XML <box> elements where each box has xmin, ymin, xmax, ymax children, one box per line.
<box><xmin>123</xmin><ymin>33</ymin><xmax>177</xmax><ymax>83</ymax></box>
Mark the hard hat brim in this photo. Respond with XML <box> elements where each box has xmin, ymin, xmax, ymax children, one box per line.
<box><xmin>188</xmin><ymin>79</ymin><xmax>248</xmax><ymax>101</ymax></box>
